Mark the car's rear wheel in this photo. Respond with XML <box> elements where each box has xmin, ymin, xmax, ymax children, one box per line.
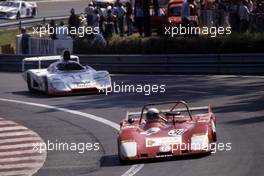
<box><xmin>212</xmin><ymin>131</ymin><xmax>217</xmax><ymax>142</ymax></box>
<box><xmin>43</xmin><ymin>77</ymin><xmax>49</xmax><ymax>95</ymax></box>
<box><xmin>16</xmin><ymin>12</ymin><xmax>20</xmax><ymax>20</ymax></box>
<box><xmin>32</xmin><ymin>8</ymin><xmax>36</xmax><ymax>17</ymax></box>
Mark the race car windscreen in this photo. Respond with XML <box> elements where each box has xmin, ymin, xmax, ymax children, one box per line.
<box><xmin>168</xmin><ymin>7</ymin><xmax>181</xmax><ymax>17</ymax></box>
<box><xmin>142</xmin><ymin>102</ymin><xmax>192</xmax><ymax>120</ymax></box>
<box><xmin>56</xmin><ymin>62</ymin><xmax>85</xmax><ymax>71</ymax></box>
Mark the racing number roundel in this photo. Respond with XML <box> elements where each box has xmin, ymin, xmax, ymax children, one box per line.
<box><xmin>168</xmin><ymin>129</ymin><xmax>187</xmax><ymax>136</ymax></box>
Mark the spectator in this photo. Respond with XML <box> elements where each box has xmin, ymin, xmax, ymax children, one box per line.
<box><xmin>56</xmin><ymin>21</ymin><xmax>68</xmax><ymax>39</ymax></box>
<box><xmin>97</xmin><ymin>5</ymin><xmax>105</xmax><ymax>34</ymax></box>
<box><xmin>143</xmin><ymin>0</ymin><xmax>151</xmax><ymax>37</ymax></box>
<box><xmin>113</xmin><ymin>3</ymin><xmax>119</xmax><ymax>34</ymax></box>
<box><xmin>247</xmin><ymin>0</ymin><xmax>254</xmax><ymax>12</ymax></box>
<box><xmin>239</xmin><ymin>0</ymin><xmax>250</xmax><ymax>32</ymax></box>
<box><xmin>93</xmin><ymin>9</ymin><xmax>100</xmax><ymax>29</ymax></box>
<box><xmin>104</xmin><ymin>9</ymin><xmax>115</xmax><ymax>41</ymax></box>
<box><xmin>116</xmin><ymin>2</ymin><xmax>126</xmax><ymax>36</ymax></box>
<box><xmin>49</xmin><ymin>19</ymin><xmax>57</xmax><ymax>40</ymax></box>
<box><xmin>229</xmin><ymin>0</ymin><xmax>240</xmax><ymax>32</ymax></box>
<box><xmin>91</xmin><ymin>33</ymin><xmax>107</xmax><ymax>46</ymax></box>
<box><xmin>126</xmin><ymin>2</ymin><xmax>133</xmax><ymax>36</ymax></box>
<box><xmin>21</xmin><ymin>27</ymin><xmax>31</xmax><ymax>54</ymax></box>
<box><xmin>134</xmin><ymin>0</ymin><xmax>144</xmax><ymax>37</ymax></box>
<box><xmin>85</xmin><ymin>2</ymin><xmax>95</xmax><ymax>26</ymax></box>
<box><xmin>181</xmin><ymin>0</ymin><xmax>194</xmax><ymax>27</ymax></box>
<box><xmin>79</xmin><ymin>13</ymin><xmax>87</xmax><ymax>26</ymax></box>
<box><xmin>68</xmin><ymin>8</ymin><xmax>80</xmax><ymax>37</ymax></box>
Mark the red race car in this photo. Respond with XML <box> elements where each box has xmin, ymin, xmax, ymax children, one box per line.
<box><xmin>118</xmin><ymin>101</ymin><xmax>217</xmax><ymax>162</ymax></box>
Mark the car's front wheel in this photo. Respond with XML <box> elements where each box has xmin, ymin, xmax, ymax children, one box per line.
<box><xmin>27</xmin><ymin>74</ymin><xmax>34</xmax><ymax>92</ymax></box>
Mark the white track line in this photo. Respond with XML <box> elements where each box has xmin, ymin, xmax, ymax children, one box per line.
<box><xmin>0</xmin><ymin>98</ymin><xmax>144</xmax><ymax>176</ymax></box>
<box><xmin>0</xmin><ymin>163</ymin><xmax>43</xmax><ymax>169</ymax></box>
<box><xmin>0</xmin><ymin>117</ymin><xmax>46</xmax><ymax>176</ymax></box>
<box><xmin>0</xmin><ymin>137</ymin><xmax>40</xmax><ymax>144</ymax></box>
<box><xmin>0</xmin><ymin>143</ymin><xmax>40</xmax><ymax>150</ymax></box>
<box><xmin>0</xmin><ymin>156</ymin><xmax>45</xmax><ymax>162</ymax></box>
<box><xmin>0</xmin><ymin>121</ymin><xmax>17</xmax><ymax>125</ymax></box>
<box><xmin>0</xmin><ymin>126</ymin><xmax>28</xmax><ymax>132</ymax></box>
<box><xmin>0</xmin><ymin>149</ymin><xmax>43</xmax><ymax>156</ymax></box>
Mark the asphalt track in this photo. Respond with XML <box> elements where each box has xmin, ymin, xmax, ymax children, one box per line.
<box><xmin>0</xmin><ymin>73</ymin><xmax>264</xmax><ymax>176</ymax></box>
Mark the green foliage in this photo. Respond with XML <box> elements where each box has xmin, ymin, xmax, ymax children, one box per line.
<box><xmin>74</xmin><ymin>33</ymin><xmax>264</xmax><ymax>54</ymax></box>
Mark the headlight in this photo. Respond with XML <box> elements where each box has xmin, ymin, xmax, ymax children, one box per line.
<box><xmin>96</xmin><ymin>77</ymin><xmax>111</xmax><ymax>88</ymax></box>
<box><xmin>120</xmin><ymin>140</ymin><xmax>137</xmax><ymax>158</ymax></box>
<box><xmin>51</xmin><ymin>81</ymin><xmax>67</xmax><ymax>90</ymax></box>
<box><xmin>191</xmin><ymin>134</ymin><xmax>209</xmax><ymax>150</ymax></box>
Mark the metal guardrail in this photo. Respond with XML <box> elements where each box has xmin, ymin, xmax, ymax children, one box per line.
<box><xmin>0</xmin><ymin>16</ymin><xmax>69</xmax><ymax>29</ymax></box>
<box><xmin>0</xmin><ymin>54</ymin><xmax>264</xmax><ymax>74</ymax></box>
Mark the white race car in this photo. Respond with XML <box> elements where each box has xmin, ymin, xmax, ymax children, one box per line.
<box><xmin>22</xmin><ymin>55</ymin><xmax>112</xmax><ymax>96</ymax></box>
<box><xmin>0</xmin><ymin>0</ymin><xmax>37</xmax><ymax>19</ymax></box>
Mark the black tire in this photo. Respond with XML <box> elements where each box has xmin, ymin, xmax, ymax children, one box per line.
<box><xmin>32</xmin><ymin>8</ymin><xmax>36</xmax><ymax>17</ymax></box>
<box><xmin>27</xmin><ymin>74</ymin><xmax>34</xmax><ymax>92</ymax></box>
<box><xmin>213</xmin><ymin>132</ymin><xmax>217</xmax><ymax>142</ymax></box>
<box><xmin>16</xmin><ymin>12</ymin><xmax>20</xmax><ymax>20</ymax></box>
<box><xmin>43</xmin><ymin>77</ymin><xmax>49</xmax><ymax>95</ymax></box>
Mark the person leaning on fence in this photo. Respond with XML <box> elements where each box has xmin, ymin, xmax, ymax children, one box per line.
<box><xmin>21</xmin><ymin>27</ymin><xmax>31</xmax><ymax>54</ymax></box>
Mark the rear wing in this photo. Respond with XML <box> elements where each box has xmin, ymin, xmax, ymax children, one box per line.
<box><xmin>126</xmin><ymin>105</ymin><xmax>211</xmax><ymax>119</ymax></box>
<box><xmin>22</xmin><ymin>55</ymin><xmax>79</xmax><ymax>72</ymax></box>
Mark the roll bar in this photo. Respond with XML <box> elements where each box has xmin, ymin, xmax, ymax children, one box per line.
<box><xmin>139</xmin><ymin>101</ymin><xmax>193</xmax><ymax>124</ymax></box>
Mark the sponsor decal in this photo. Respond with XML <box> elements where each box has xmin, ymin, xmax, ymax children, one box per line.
<box><xmin>140</xmin><ymin>127</ymin><xmax>160</xmax><ymax>135</ymax></box>
<box><xmin>146</xmin><ymin>136</ymin><xmax>181</xmax><ymax>147</ymax></box>
<box><xmin>159</xmin><ymin>145</ymin><xmax>171</xmax><ymax>152</ymax></box>
<box><xmin>123</xmin><ymin>125</ymin><xmax>138</xmax><ymax>129</ymax></box>
<box><xmin>168</xmin><ymin>129</ymin><xmax>187</xmax><ymax>136</ymax></box>
<box><xmin>75</xmin><ymin>82</ymin><xmax>91</xmax><ymax>88</ymax></box>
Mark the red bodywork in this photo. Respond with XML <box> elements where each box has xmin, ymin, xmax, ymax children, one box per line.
<box><xmin>118</xmin><ymin>101</ymin><xmax>216</xmax><ymax>161</ymax></box>
<box><xmin>150</xmin><ymin>0</ymin><xmax>199</xmax><ymax>32</ymax></box>
<box><xmin>168</xmin><ymin>0</ymin><xmax>198</xmax><ymax>24</ymax></box>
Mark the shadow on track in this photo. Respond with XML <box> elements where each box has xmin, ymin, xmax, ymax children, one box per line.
<box><xmin>100</xmin><ymin>153</ymin><xmax>211</xmax><ymax>167</ymax></box>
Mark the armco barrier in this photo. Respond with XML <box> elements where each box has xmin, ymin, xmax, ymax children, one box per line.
<box><xmin>0</xmin><ymin>54</ymin><xmax>264</xmax><ymax>74</ymax></box>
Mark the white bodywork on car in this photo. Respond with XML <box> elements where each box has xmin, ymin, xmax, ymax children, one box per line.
<box><xmin>22</xmin><ymin>55</ymin><xmax>112</xmax><ymax>95</ymax></box>
<box><xmin>0</xmin><ymin>0</ymin><xmax>37</xmax><ymax>19</ymax></box>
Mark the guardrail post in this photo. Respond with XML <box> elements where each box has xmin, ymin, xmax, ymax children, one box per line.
<box><xmin>19</xmin><ymin>21</ymin><xmax>22</xmax><ymax>30</ymax></box>
<box><xmin>43</xmin><ymin>17</ymin><xmax>46</xmax><ymax>25</ymax></box>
